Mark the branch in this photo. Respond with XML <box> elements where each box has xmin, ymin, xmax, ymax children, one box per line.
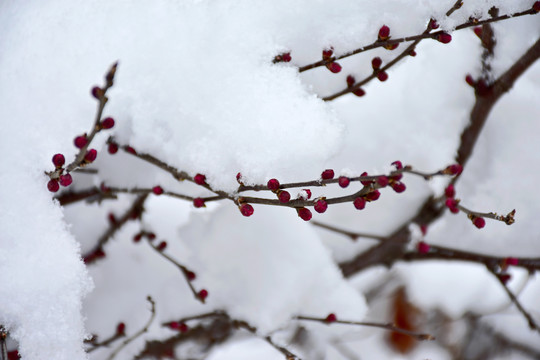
<box><xmin>146</xmin><ymin>238</ymin><xmax>206</xmax><ymax>304</ymax></box>
<box><xmin>107</xmin><ymin>296</ymin><xmax>156</xmax><ymax>360</ymax></box>
<box><xmin>296</xmin><ymin>315</ymin><xmax>434</xmax><ymax>341</ymax></box>
<box><xmin>338</xmin><ymin>35</ymin><xmax>540</xmax><ymax>278</ymax></box>
<box><xmin>488</xmin><ymin>268</ymin><xmax>540</xmax><ymax>335</ymax></box>
<box><xmin>296</xmin><ymin>7</ymin><xmax>537</xmax><ymax>73</ymax></box>
<box><xmin>83</xmin><ymin>193</ymin><xmax>148</xmax><ymax>264</ymax></box>
<box><xmin>403</xmin><ymin>243</ymin><xmax>540</xmax><ymax>272</ymax></box>
<box><xmin>233</xmin><ymin>320</ymin><xmax>302</xmax><ymax>360</ymax></box>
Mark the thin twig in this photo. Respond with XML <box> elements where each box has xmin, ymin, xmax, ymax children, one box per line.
<box><xmin>311</xmin><ymin>221</ymin><xmax>386</xmax><ymax>242</ymax></box>
<box><xmin>297</xmin><ymin>7</ymin><xmax>537</xmax><ymax>73</ymax></box>
<box><xmin>295</xmin><ymin>316</ymin><xmax>434</xmax><ymax>341</ymax></box>
<box><xmin>47</xmin><ymin>62</ymin><xmax>118</xmax><ymax>180</ymax></box>
<box><xmin>107</xmin><ymin>296</ymin><xmax>156</xmax><ymax>360</ymax></box>
<box><xmin>488</xmin><ymin>268</ymin><xmax>540</xmax><ymax>335</ymax></box>
<box><xmin>338</xmin><ymin>36</ymin><xmax>540</xmax><ymax>278</ymax></box>
<box><xmin>234</xmin><ymin>320</ymin><xmax>302</xmax><ymax>360</ymax></box>
<box><xmin>146</xmin><ymin>240</ymin><xmax>204</xmax><ymax>303</ymax></box>
<box><xmin>82</xmin><ymin>194</ymin><xmax>148</xmax><ymax>264</ymax></box>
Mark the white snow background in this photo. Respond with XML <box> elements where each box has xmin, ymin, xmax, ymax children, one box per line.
<box><xmin>0</xmin><ymin>0</ymin><xmax>538</xmax><ymax>359</ymax></box>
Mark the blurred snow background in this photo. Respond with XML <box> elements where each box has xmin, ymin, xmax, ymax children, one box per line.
<box><xmin>0</xmin><ymin>0</ymin><xmax>538</xmax><ymax>359</ymax></box>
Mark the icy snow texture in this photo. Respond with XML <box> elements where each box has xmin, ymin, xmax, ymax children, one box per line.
<box><xmin>0</xmin><ymin>0</ymin><xmax>538</xmax><ymax>359</ymax></box>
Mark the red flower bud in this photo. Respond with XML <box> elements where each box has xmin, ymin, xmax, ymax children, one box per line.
<box><xmin>322</xmin><ymin>48</ymin><xmax>334</xmax><ymax>60</ymax></box>
<box><xmin>267</xmin><ymin>178</ymin><xmax>280</xmax><ymax>191</ymax></box>
<box><xmin>74</xmin><ymin>135</ymin><xmax>88</xmax><ymax>149</ymax></box>
<box><xmin>378</xmin><ymin>25</ymin><xmax>390</xmax><ymax>41</ymax></box>
<box><xmin>314</xmin><ymin>199</ymin><xmax>328</xmax><ymax>213</ymax></box>
<box><xmin>391</xmin><ymin>182</ymin><xmax>406</xmax><ymax>193</ymax></box>
<box><xmin>194</xmin><ymin>173</ymin><xmax>207</xmax><ymax>186</ymax></box>
<box><xmin>297</xmin><ymin>207</ymin><xmax>312</xmax><ymax>221</ymax></box>
<box><xmin>338</xmin><ymin>176</ymin><xmax>350</xmax><ymax>188</ymax></box>
<box><xmin>198</xmin><ymin>289</ymin><xmax>209</xmax><ymax>300</ymax></box>
<box><xmin>101</xmin><ymin>117</ymin><xmax>115</xmax><ymax>129</ymax></box>
<box><xmin>321</xmin><ymin>169</ymin><xmax>335</xmax><ymax>180</ymax></box>
<box><xmin>281</xmin><ymin>53</ymin><xmax>292</xmax><ymax>62</ymax></box>
<box><xmin>52</xmin><ymin>153</ymin><xmax>65</xmax><ymax>168</ymax></box>
<box><xmin>377</xmin><ymin>71</ymin><xmax>388</xmax><ymax>82</ymax></box>
<box><xmin>193</xmin><ymin>198</ymin><xmax>205</xmax><ymax>208</ymax></box>
<box><xmin>365</xmin><ymin>190</ymin><xmax>380</xmax><ymax>201</ymax></box>
<box><xmin>84</xmin><ymin>149</ymin><xmax>97</xmax><ymax>163</ymax></box>
<box><xmin>116</xmin><ymin>322</ymin><xmax>126</xmax><ymax>335</ymax></box>
<box><xmin>417</xmin><ymin>241</ymin><xmax>430</xmax><ymax>254</ymax></box>
<box><xmin>352</xmin><ymin>88</ymin><xmax>366</xmax><ymax>97</ymax></box>
<box><xmin>47</xmin><ymin>179</ymin><xmax>60</xmax><ymax>193</ymax></box>
<box><xmin>325</xmin><ymin>313</ymin><xmax>337</xmax><ymax>323</ymax></box>
<box><xmin>353</xmin><ymin>197</ymin><xmax>366</xmax><ymax>210</ymax></box>
<box><xmin>505</xmin><ymin>257</ymin><xmax>519</xmax><ymax>266</ymax></box>
<box><xmin>152</xmin><ymin>186</ymin><xmax>164</xmax><ymax>195</ymax></box>
<box><xmin>278</xmin><ymin>190</ymin><xmax>291</xmax><ymax>203</ymax></box>
<box><xmin>360</xmin><ymin>172</ymin><xmax>372</xmax><ymax>186</ymax></box>
<box><xmin>391</xmin><ymin>161</ymin><xmax>403</xmax><ymax>170</ymax></box>
<box><xmin>437</xmin><ymin>32</ymin><xmax>452</xmax><ymax>44</ymax></box>
<box><xmin>472</xmin><ymin>217</ymin><xmax>485</xmax><ymax>229</ymax></box>
<box><xmin>239</xmin><ymin>203</ymin><xmax>254</xmax><ymax>217</ymax></box>
<box><xmin>157</xmin><ymin>241</ymin><xmax>167</xmax><ymax>251</ymax></box>
<box><xmin>445</xmin><ymin>164</ymin><xmax>463</xmax><ymax>175</ymax></box>
<box><xmin>108</xmin><ymin>142</ymin><xmax>119</xmax><ymax>154</ymax></box>
<box><xmin>59</xmin><ymin>174</ymin><xmax>73</xmax><ymax>187</ymax></box>
<box><xmin>377</xmin><ymin>176</ymin><xmax>389</xmax><ymax>187</ymax></box>
<box><xmin>371</xmin><ymin>57</ymin><xmax>382</xmax><ymax>70</ymax></box>
<box><xmin>346</xmin><ymin>75</ymin><xmax>356</xmax><ymax>87</ymax></box>
<box><xmin>327</xmin><ymin>62</ymin><xmax>342</xmax><ymax>74</ymax></box>
<box><xmin>465</xmin><ymin>74</ymin><xmax>476</xmax><ymax>87</ymax></box>
<box><xmin>444</xmin><ymin>184</ymin><xmax>455</xmax><ymax>198</ymax></box>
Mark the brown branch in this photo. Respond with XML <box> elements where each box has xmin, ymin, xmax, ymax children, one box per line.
<box><xmin>107</xmin><ymin>296</ymin><xmax>156</xmax><ymax>360</ymax></box>
<box><xmin>311</xmin><ymin>221</ymin><xmax>386</xmax><ymax>241</ymax></box>
<box><xmin>403</xmin><ymin>243</ymin><xmax>540</xmax><ymax>272</ymax></box>
<box><xmin>297</xmin><ymin>8</ymin><xmax>537</xmax><ymax>73</ymax></box>
<box><xmin>296</xmin><ymin>315</ymin><xmax>434</xmax><ymax>341</ymax></box>
<box><xmin>47</xmin><ymin>62</ymin><xmax>118</xmax><ymax>180</ymax></box>
<box><xmin>233</xmin><ymin>320</ymin><xmax>302</xmax><ymax>360</ymax></box>
<box><xmin>83</xmin><ymin>193</ymin><xmax>148</xmax><ymax>264</ymax></box>
<box><xmin>488</xmin><ymin>268</ymin><xmax>540</xmax><ymax>334</ymax></box>
<box><xmin>457</xmin><ymin>36</ymin><xmax>540</xmax><ymax>166</ymax></box>
<box><xmin>146</xmin><ymin>238</ymin><xmax>205</xmax><ymax>304</ymax></box>
<box><xmin>338</xmin><ymin>36</ymin><xmax>540</xmax><ymax>278</ymax></box>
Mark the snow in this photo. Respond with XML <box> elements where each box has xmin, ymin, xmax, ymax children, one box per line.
<box><xmin>0</xmin><ymin>0</ymin><xmax>538</xmax><ymax>359</ymax></box>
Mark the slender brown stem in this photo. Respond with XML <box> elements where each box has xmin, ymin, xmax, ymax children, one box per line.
<box><xmin>311</xmin><ymin>221</ymin><xmax>386</xmax><ymax>242</ymax></box>
<box><xmin>147</xmin><ymin>240</ymin><xmax>204</xmax><ymax>303</ymax></box>
<box><xmin>296</xmin><ymin>316</ymin><xmax>434</xmax><ymax>341</ymax></box>
<box><xmin>488</xmin><ymin>268</ymin><xmax>540</xmax><ymax>335</ymax></box>
<box><xmin>82</xmin><ymin>194</ymin><xmax>148</xmax><ymax>264</ymax></box>
<box><xmin>107</xmin><ymin>296</ymin><xmax>156</xmax><ymax>360</ymax></box>
<box><xmin>297</xmin><ymin>8</ymin><xmax>537</xmax><ymax>73</ymax></box>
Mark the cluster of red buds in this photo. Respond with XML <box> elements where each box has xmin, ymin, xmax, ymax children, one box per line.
<box><xmin>274</xmin><ymin>52</ymin><xmax>292</xmax><ymax>63</ymax></box>
<box><xmin>47</xmin><ymin>115</ymin><xmax>115</xmax><ymax>192</ymax></box>
<box><xmin>47</xmin><ymin>153</ymin><xmax>73</xmax><ymax>192</ymax></box>
<box><xmin>322</xmin><ymin>47</ymin><xmax>342</xmax><ymax>73</ymax></box>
